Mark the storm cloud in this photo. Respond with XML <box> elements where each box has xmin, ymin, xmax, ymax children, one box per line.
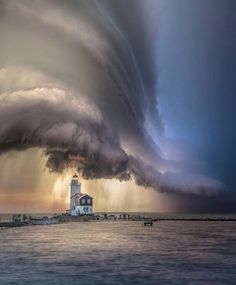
<box><xmin>0</xmin><ymin>0</ymin><xmax>226</xmax><ymax>198</ymax></box>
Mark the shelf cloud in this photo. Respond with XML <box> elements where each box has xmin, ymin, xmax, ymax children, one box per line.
<box><xmin>0</xmin><ymin>67</ymin><xmax>223</xmax><ymax>195</ymax></box>
<box><xmin>0</xmin><ymin>0</ymin><xmax>227</xmax><ymax>202</ymax></box>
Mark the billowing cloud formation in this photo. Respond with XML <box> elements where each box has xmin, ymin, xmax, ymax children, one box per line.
<box><xmin>0</xmin><ymin>0</ymin><xmax>226</xmax><ymax>198</ymax></box>
<box><xmin>0</xmin><ymin>67</ymin><xmax>223</xmax><ymax>195</ymax></box>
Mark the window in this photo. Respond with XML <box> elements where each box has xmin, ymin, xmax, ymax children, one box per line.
<box><xmin>81</xmin><ymin>198</ymin><xmax>85</xmax><ymax>204</ymax></box>
<box><xmin>84</xmin><ymin>207</ymin><xmax>89</xmax><ymax>212</ymax></box>
<box><xmin>87</xmin><ymin>198</ymin><xmax>91</xmax><ymax>204</ymax></box>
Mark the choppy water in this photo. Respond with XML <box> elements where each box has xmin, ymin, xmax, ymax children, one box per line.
<box><xmin>0</xmin><ymin>219</ymin><xmax>236</xmax><ymax>285</ymax></box>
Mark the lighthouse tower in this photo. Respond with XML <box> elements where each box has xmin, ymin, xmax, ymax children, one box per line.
<box><xmin>70</xmin><ymin>173</ymin><xmax>81</xmax><ymax>197</ymax></box>
<box><xmin>70</xmin><ymin>173</ymin><xmax>81</xmax><ymax>215</ymax></box>
<box><xmin>69</xmin><ymin>173</ymin><xmax>93</xmax><ymax>216</ymax></box>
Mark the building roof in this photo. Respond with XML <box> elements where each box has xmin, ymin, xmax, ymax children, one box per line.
<box><xmin>72</xmin><ymin>193</ymin><xmax>93</xmax><ymax>199</ymax></box>
<box><xmin>73</xmin><ymin>173</ymin><xmax>78</xmax><ymax>178</ymax></box>
<box><xmin>79</xmin><ymin>194</ymin><xmax>93</xmax><ymax>200</ymax></box>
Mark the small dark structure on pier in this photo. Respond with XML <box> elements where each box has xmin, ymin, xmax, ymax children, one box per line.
<box><xmin>119</xmin><ymin>213</ymin><xmax>130</xmax><ymax>220</ymax></box>
<box><xmin>143</xmin><ymin>220</ymin><xmax>153</xmax><ymax>226</ymax></box>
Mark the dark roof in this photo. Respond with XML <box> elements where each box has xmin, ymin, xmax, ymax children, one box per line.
<box><xmin>72</xmin><ymin>193</ymin><xmax>93</xmax><ymax>199</ymax></box>
<box><xmin>73</xmin><ymin>173</ymin><xmax>78</xmax><ymax>178</ymax></box>
<box><xmin>78</xmin><ymin>194</ymin><xmax>93</xmax><ymax>200</ymax></box>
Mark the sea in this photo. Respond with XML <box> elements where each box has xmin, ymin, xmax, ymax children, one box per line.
<box><xmin>0</xmin><ymin>214</ymin><xmax>236</xmax><ymax>285</ymax></box>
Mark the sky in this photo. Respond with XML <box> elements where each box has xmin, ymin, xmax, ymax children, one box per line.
<box><xmin>158</xmin><ymin>0</ymin><xmax>236</xmax><ymax>188</ymax></box>
<box><xmin>0</xmin><ymin>0</ymin><xmax>235</xmax><ymax>213</ymax></box>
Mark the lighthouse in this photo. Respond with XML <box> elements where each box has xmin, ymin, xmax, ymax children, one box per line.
<box><xmin>69</xmin><ymin>174</ymin><xmax>93</xmax><ymax>216</ymax></box>
<box><xmin>70</xmin><ymin>173</ymin><xmax>81</xmax><ymax>197</ymax></box>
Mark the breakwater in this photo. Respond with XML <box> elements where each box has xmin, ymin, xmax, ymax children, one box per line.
<box><xmin>1</xmin><ymin>213</ymin><xmax>236</xmax><ymax>228</ymax></box>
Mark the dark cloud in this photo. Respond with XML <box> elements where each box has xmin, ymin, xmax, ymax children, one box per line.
<box><xmin>0</xmin><ymin>67</ymin><xmax>223</xmax><ymax>196</ymax></box>
<box><xmin>0</xmin><ymin>0</ymin><xmax>228</xmax><ymax>203</ymax></box>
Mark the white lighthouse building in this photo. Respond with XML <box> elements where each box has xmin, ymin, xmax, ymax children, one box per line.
<box><xmin>69</xmin><ymin>174</ymin><xmax>93</xmax><ymax>216</ymax></box>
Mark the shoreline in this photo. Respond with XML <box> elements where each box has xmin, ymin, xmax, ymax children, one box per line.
<box><xmin>1</xmin><ymin>213</ymin><xmax>236</xmax><ymax>228</ymax></box>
